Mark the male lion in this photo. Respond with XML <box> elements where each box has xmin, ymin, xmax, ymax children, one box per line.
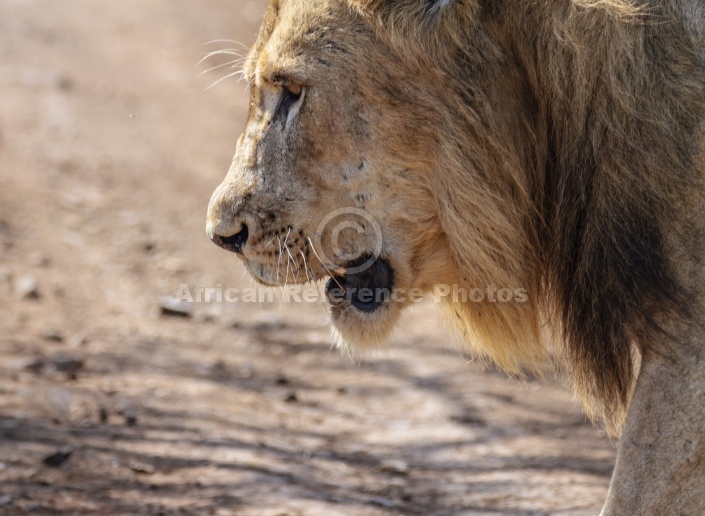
<box><xmin>206</xmin><ymin>0</ymin><xmax>705</xmax><ymax>513</ymax></box>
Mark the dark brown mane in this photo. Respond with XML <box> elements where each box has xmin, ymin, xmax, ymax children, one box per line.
<box><xmin>517</xmin><ymin>0</ymin><xmax>705</xmax><ymax>428</ymax></box>
<box><xmin>355</xmin><ymin>0</ymin><xmax>705</xmax><ymax>430</ymax></box>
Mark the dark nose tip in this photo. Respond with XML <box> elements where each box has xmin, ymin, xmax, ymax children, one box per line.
<box><xmin>211</xmin><ymin>224</ymin><xmax>249</xmax><ymax>254</ymax></box>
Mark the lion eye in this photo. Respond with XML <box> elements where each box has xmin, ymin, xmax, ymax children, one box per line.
<box><xmin>276</xmin><ymin>82</ymin><xmax>305</xmax><ymax>124</ymax></box>
<box><xmin>270</xmin><ymin>76</ymin><xmax>306</xmax><ymax>128</ymax></box>
<box><xmin>286</xmin><ymin>83</ymin><xmax>303</xmax><ymax>99</ymax></box>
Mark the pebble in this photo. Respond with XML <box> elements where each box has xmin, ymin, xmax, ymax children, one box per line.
<box><xmin>128</xmin><ymin>460</ymin><xmax>155</xmax><ymax>475</ymax></box>
<box><xmin>380</xmin><ymin>459</ymin><xmax>409</xmax><ymax>475</ymax></box>
<box><xmin>159</xmin><ymin>296</ymin><xmax>192</xmax><ymax>318</ymax></box>
<box><xmin>42</xmin><ymin>447</ymin><xmax>73</xmax><ymax>468</ymax></box>
<box><xmin>52</xmin><ymin>355</ymin><xmax>84</xmax><ymax>373</ymax></box>
<box><xmin>117</xmin><ymin>405</ymin><xmax>140</xmax><ymax>427</ymax></box>
<box><xmin>42</xmin><ymin>330</ymin><xmax>64</xmax><ymax>343</ymax></box>
<box><xmin>68</xmin><ymin>332</ymin><xmax>89</xmax><ymax>347</ymax></box>
<box><xmin>15</xmin><ymin>275</ymin><xmax>39</xmax><ymax>299</ymax></box>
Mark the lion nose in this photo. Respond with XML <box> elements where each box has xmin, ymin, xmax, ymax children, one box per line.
<box><xmin>206</xmin><ymin>175</ymin><xmax>254</xmax><ymax>254</ymax></box>
<box><xmin>209</xmin><ymin>224</ymin><xmax>249</xmax><ymax>254</ymax></box>
<box><xmin>206</xmin><ymin>196</ymin><xmax>251</xmax><ymax>254</ymax></box>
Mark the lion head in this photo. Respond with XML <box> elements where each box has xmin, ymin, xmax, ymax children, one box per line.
<box><xmin>204</xmin><ymin>1</ymin><xmax>705</xmax><ymax>511</ymax></box>
<box><xmin>206</xmin><ymin>0</ymin><xmax>471</xmax><ymax>348</ymax></box>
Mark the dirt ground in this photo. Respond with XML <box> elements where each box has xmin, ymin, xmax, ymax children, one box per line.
<box><xmin>0</xmin><ymin>1</ymin><xmax>615</xmax><ymax>514</ymax></box>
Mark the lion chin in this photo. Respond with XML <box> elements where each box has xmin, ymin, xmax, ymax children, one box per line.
<box><xmin>206</xmin><ymin>0</ymin><xmax>705</xmax><ymax>514</ymax></box>
<box><xmin>323</xmin><ymin>256</ymin><xmax>402</xmax><ymax>349</ymax></box>
<box><xmin>241</xmin><ymin>250</ymin><xmax>402</xmax><ymax>348</ymax></box>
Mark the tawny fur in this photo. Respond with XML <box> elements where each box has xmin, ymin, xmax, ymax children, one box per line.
<box><xmin>207</xmin><ymin>1</ymin><xmax>705</xmax><ymax>511</ymax></box>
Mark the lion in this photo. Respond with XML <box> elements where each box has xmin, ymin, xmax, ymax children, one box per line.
<box><xmin>205</xmin><ymin>0</ymin><xmax>705</xmax><ymax>513</ymax></box>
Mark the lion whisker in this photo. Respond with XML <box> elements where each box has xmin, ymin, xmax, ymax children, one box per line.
<box><xmin>264</xmin><ymin>234</ymin><xmax>277</xmax><ymax>250</ymax></box>
<box><xmin>205</xmin><ymin>70</ymin><xmax>248</xmax><ymax>91</ymax></box>
<box><xmin>297</xmin><ymin>245</ymin><xmax>313</xmax><ymax>284</ymax></box>
<box><xmin>283</xmin><ymin>228</ymin><xmax>301</xmax><ymax>285</ymax></box>
<box><xmin>198</xmin><ymin>58</ymin><xmax>248</xmax><ymax>77</ymax></box>
<box><xmin>275</xmin><ymin>235</ymin><xmax>284</xmax><ymax>289</ymax></box>
<box><xmin>203</xmin><ymin>39</ymin><xmax>249</xmax><ymax>50</ymax></box>
<box><xmin>197</xmin><ymin>49</ymin><xmax>245</xmax><ymax>67</ymax></box>
<box><xmin>307</xmin><ymin>237</ymin><xmax>345</xmax><ymax>291</ymax></box>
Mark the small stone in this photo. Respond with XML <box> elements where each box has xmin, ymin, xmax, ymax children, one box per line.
<box><xmin>128</xmin><ymin>460</ymin><xmax>155</xmax><ymax>474</ymax></box>
<box><xmin>42</xmin><ymin>447</ymin><xmax>73</xmax><ymax>468</ymax></box>
<box><xmin>42</xmin><ymin>330</ymin><xmax>64</xmax><ymax>343</ymax></box>
<box><xmin>15</xmin><ymin>275</ymin><xmax>39</xmax><ymax>299</ymax></box>
<box><xmin>68</xmin><ymin>332</ymin><xmax>89</xmax><ymax>347</ymax></box>
<box><xmin>369</xmin><ymin>497</ymin><xmax>396</xmax><ymax>509</ymax></box>
<box><xmin>380</xmin><ymin>459</ymin><xmax>409</xmax><ymax>475</ymax></box>
<box><xmin>253</xmin><ymin>319</ymin><xmax>285</xmax><ymax>331</ymax></box>
<box><xmin>117</xmin><ymin>407</ymin><xmax>139</xmax><ymax>427</ymax></box>
<box><xmin>51</xmin><ymin>355</ymin><xmax>84</xmax><ymax>379</ymax></box>
<box><xmin>159</xmin><ymin>296</ymin><xmax>192</xmax><ymax>318</ymax></box>
<box><xmin>51</xmin><ymin>355</ymin><xmax>83</xmax><ymax>372</ymax></box>
<box><xmin>194</xmin><ymin>312</ymin><xmax>215</xmax><ymax>323</ymax></box>
<box><xmin>284</xmin><ymin>392</ymin><xmax>298</xmax><ymax>403</ymax></box>
<box><xmin>25</xmin><ymin>358</ymin><xmax>45</xmax><ymax>374</ymax></box>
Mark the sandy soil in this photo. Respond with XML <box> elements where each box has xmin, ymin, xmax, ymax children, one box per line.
<box><xmin>0</xmin><ymin>1</ymin><xmax>615</xmax><ymax>514</ymax></box>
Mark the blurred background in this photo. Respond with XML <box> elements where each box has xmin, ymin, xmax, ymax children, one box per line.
<box><xmin>0</xmin><ymin>1</ymin><xmax>614</xmax><ymax>514</ymax></box>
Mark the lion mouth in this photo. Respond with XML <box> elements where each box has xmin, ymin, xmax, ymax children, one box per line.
<box><xmin>325</xmin><ymin>255</ymin><xmax>394</xmax><ymax>313</ymax></box>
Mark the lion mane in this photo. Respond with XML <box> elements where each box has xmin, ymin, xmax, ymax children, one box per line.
<box><xmin>350</xmin><ymin>0</ymin><xmax>705</xmax><ymax>435</ymax></box>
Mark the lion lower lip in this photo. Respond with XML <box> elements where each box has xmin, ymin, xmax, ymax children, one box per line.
<box><xmin>325</xmin><ymin>256</ymin><xmax>394</xmax><ymax>313</ymax></box>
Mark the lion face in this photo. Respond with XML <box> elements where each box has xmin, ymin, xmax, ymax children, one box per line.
<box><xmin>206</xmin><ymin>0</ymin><xmax>454</xmax><ymax>347</ymax></box>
